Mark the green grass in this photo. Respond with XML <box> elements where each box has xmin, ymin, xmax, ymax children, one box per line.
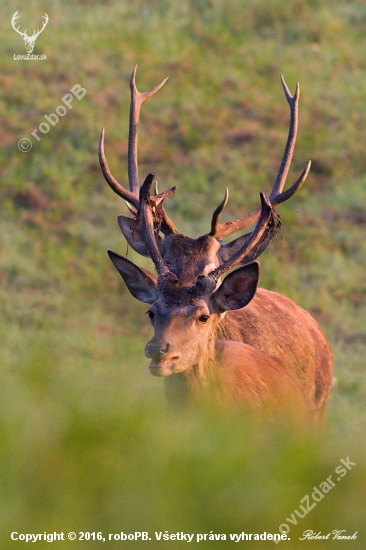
<box><xmin>0</xmin><ymin>0</ymin><xmax>366</xmax><ymax>547</ymax></box>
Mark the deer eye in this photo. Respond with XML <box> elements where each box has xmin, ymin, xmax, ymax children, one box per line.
<box><xmin>147</xmin><ymin>310</ymin><xmax>155</xmax><ymax>320</ymax></box>
<box><xmin>198</xmin><ymin>315</ymin><xmax>209</xmax><ymax>323</ymax></box>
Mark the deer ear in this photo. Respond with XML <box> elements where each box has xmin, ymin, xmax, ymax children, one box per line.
<box><xmin>118</xmin><ymin>215</ymin><xmax>164</xmax><ymax>258</ymax></box>
<box><xmin>108</xmin><ymin>250</ymin><xmax>158</xmax><ymax>304</ymax></box>
<box><xmin>218</xmin><ymin>234</ymin><xmax>251</xmax><ymax>263</ymax></box>
<box><xmin>210</xmin><ymin>262</ymin><xmax>259</xmax><ymax>313</ymax></box>
<box><xmin>219</xmin><ymin>229</ymin><xmax>278</xmax><ymax>266</ymax></box>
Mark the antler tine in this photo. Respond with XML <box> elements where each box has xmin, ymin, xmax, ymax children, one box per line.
<box><xmin>209</xmin><ymin>188</ymin><xmax>229</xmax><ymax>237</ymax></box>
<box><xmin>129</xmin><ymin>66</ymin><xmax>169</xmax><ymax>196</ymax></box>
<box><xmin>209</xmin><ymin>193</ymin><xmax>273</xmax><ymax>280</ymax></box>
<box><xmin>211</xmin><ymin>76</ymin><xmax>309</xmax><ymax>240</ymax></box>
<box><xmin>153</xmin><ymin>186</ymin><xmax>177</xmax><ymax>207</ymax></box>
<box><xmin>272</xmin><ymin>160</ymin><xmax>311</xmax><ymax>205</ymax></box>
<box><xmin>139</xmin><ymin>173</ymin><xmax>169</xmax><ymax>276</ymax></box>
<box><xmin>99</xmin><ymin>128</ymin><xmax>139</xmax><ymax>209</ymax></box>
<box><xmin>126</xmin><ymin>201</ymin><xmax>138</xmax><ymax>216</ymax></box>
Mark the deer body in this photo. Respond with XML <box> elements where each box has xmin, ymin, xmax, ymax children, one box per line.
<box><xmin>223</xmin><ymin>289</ymin><xmax>332</xmax><ymax>412</ymax></box>
<box><xmin>99</xmin><ymin>67</ymin><xmax>333</xmax><ymax>423</ymax></box>
<box><xmin>181</xmin><ymin>289</ymin><xmax>331</xmax><ymax>420</ymax></box>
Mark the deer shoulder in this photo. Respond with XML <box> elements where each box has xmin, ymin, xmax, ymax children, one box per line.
<box><xmin>215</xmin><ymin>340</ymin><xmax>315</xmax><ymax>419</ymax></box>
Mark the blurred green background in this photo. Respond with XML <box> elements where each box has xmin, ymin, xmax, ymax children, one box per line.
<box><xmin>0</xmin><ymin>0</ymin><xmax>365</xmax><ymax>548</ymax></box>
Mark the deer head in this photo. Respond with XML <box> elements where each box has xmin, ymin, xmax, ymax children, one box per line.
<box><xmin>11</xmin><ymin>11</ymin><xmax>49</xmax><ymax>54</ymax></box>
<box><xmin>108</xmin><ymin>174</ymin><xmax>273</xmax><ymax>377</ymax></box>
<box><xmin>99</xmin><ymin>67</ymin><xmax>310</xmax><ymax>377</ymax></box>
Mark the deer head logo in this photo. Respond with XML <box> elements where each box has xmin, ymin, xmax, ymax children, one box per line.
<box><xmin>11</xmin><ymin>11</ymin><xmax>49</xmax><ymax>54</ymax></box>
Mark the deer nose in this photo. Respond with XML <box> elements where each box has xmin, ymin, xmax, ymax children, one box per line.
<box><xmin>145</xmin><ymin>342</ymin><xmax>170</xmax><ymax>360</ymax></box>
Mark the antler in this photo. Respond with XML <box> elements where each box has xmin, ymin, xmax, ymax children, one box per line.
<box><xmin>138</xmin><ymin>174</ymin><xmax>274</xmax><ymax>283</ymax></box>
<box><xmin>209</xmin><ymin>187</ymin><xmax>229</xmax><ymax>237</ymax></box>
<box><xmin>11</xmin><ymin>11</ymin><xmax>26</xmax><ymax>38</ymax></box>
<box><xmin>139</xmin><ymin>173</ymin><xmax>170</xmax><ymax>276</ymax></box>
<box><xmin>11</xmin><ymin>11</ymin><xmax>48</xmax><ymax>39</ymax></box>
<box><xmin>99</xmin><ymin>66</ymin><xmax>178</xmax><ymax>234</ymax></box>
<box><xmin>32</xmin><ymin>13</ymin><xmax>49</xmax><ymax>39</ymax></box>
<box><xmin>209</xmin><ymin>193</ymin><xmax>274</xmax><ymax>280</ymax></box>
<box><xmin>209</xmin><ymin>76</ymin><xmax>311</xmax><ymax>240</ymax></box>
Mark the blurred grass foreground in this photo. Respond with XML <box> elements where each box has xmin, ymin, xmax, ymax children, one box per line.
<box><xmin>0</xmin><ymin>0</ymin><xmax>366</xmax><ymax>548</ymax></box>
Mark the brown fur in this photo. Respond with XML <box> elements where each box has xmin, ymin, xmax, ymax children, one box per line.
<box><xmin>162</xmin><ymin>234</ymin><xmax>221</xmax><ymax>284</ymax></box>
<box><xmin>215</xmin><ymin>340</ymin><xmax>315</xmax><ymax>422</ymax></box>
<box><xmin>217</xmin><ymin>289</ymin><xmax>333</xmax><ymax>421</ymax></box>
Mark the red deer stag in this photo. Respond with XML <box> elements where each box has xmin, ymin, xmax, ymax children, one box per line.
<box><xmin>99</xmin><ymin>67</ymin><xmax>333</xmax><ymax>422</ymax></box>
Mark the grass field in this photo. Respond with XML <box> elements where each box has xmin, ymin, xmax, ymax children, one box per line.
<box><xmin>1</xmin><ymin>0</ymin><xmax>365</xmax><ymax>548</ymax></box>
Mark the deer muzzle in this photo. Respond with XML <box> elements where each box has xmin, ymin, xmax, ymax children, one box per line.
<box><xmin>144</xmin><ymin>341</ymin><xmax>182</xmax><ymax>376</ymax></box>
